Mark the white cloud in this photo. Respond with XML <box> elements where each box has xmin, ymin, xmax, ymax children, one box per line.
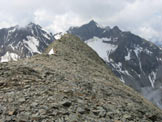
<box><xmin>98</xmin><ymin>0</ymin><xmax>162</xmax><ymax>42</ymax></box>
<box><xmin>34</xmin><ymin>10</ymin><xmax>85</xmax><ymax>33</ymax></box>
<box><xmin>0</xmin><ymin>0</ymin><xmax>162</xmax><ymax>43</ymax></box>
<box><xmin>138</xmin><ymin>26</ymin><xmax>159</xmax><ymax>39</ymax></box>
<box><xmin>0</xmin><ymin>21</ymin><xmax>14</xmax><ymax>28</ymax></box>
<box><xmin>45</xmin><ymin>13</ymin><xmax>85</xmax><ymax>33</ymax></box>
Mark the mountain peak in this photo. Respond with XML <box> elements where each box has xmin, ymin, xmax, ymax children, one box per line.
<box><xmin>28</xmin><ymin>22</ymin><xmax>37</xmax><ymax>26</ymax></box>
<box><xmin>87</xmin><ymin>20</ymin><xmax>101</xmax><ymax>28</ymax></box>
<box><xmin>27</xmin><ymin>22</ymin><xmax>41</xmax><ymax>29</ymax></box>
<box><xmin>88</xmin><ymin>20</ymin><xmax>97</xmax><ymax>24</ymax></box>
<box><xmin>112</xmin><ymin>26</ymin><xmax>121</xmax><ymax>32</ymax></box>
<box><xmin>0</xmin><ymin>23</ymin><xmax>54</xmax><ymax>62</ymax></box>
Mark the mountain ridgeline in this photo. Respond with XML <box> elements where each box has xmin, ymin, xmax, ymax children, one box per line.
<box><xmin>0</xmin><ymin>23</ymin><xmax>54</xmax><ymax>62</ymax></box>
<box><xmin>68</xmin><ymin>20</ymin><xmax>162</xmax><ymax>109</ymax></box>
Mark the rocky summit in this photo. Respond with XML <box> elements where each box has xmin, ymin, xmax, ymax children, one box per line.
<box><xmin>0</xmin><ymin>34</ymin><xmax>162</xmax><ymax>121</ymax></box>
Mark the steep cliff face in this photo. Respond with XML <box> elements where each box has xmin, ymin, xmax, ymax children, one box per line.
<box><xmin>1</xmin><ymin>34</ymin><xmax>160</xmax><ymax>121</ymax></box>
<box><xmin>0</xmin><ymin>23</ymin><xmax>54</xmax><ymax>62</ymax></box>
<box><xmin>68</xmin><ymin>20</ymin><xmax>162</xmax><ymax>109</ymax></box>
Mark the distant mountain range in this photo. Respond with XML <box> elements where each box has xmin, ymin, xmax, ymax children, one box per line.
<box><xmin>67</xmin><ymin>20</ymin><xmax>162</xmax><ymax>109</ymax></box>
<box><xmin>0</xmin><ymin>23</ymin><xmax>54</xmax><ymax>62</ymax></box>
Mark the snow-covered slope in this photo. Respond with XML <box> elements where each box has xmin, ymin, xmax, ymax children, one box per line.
<box><xmin>0</xmin><ymin>23</ymin><xmax>54</xmax><ymax>62</ymax></box>
<box><xmin>86</xmin><ymin>37</ymin><xmax>117</xmax><ymax>62</ymax></box>
<box><xmin>1</xmin><ymin>52</ymin><xmax>20</xmax><ymax>62</ymax></box>
<box><xmin>54</xmin><ymin>32</ymin><xmax>66</xmax><ymax>40</ymax></box>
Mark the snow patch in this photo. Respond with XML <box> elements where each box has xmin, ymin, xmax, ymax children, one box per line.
<box><xmin>48</xmin><ymin>48</ymin><xmax>55</xmax><ymax>55</ymax></box>
<box><xmin>157</xmin><ymin>57</ymin><xmax>162</xmax><ymax>61</ymax></box>
<box><xmin>120</xmin><ymin>76</ymin><xmax>125</xmax><ymax>83</ymax></box>
<box><xmin>43</xmin><ymin>33</ymin><xmax>50</xmax><ymax>40</ymax></box>
<box><xmin>144</xmin><ymin>49</ymin><xmax>153</xmax><ymax>55</ymax></box>
<box><xmin>134</xmin><ymin>46</ymin><xmax>143</xmax><ymax>71</ymax></box>
<box><xmin>96</xmin><ymin>23</ymin><xmax>104</xmax><ymax>29</ymax></box>
<box><xmin>85</xmin><ymin>36</ymin><xmax>117</xmax><ymax>62</ymax></box>
<box><xmin>134</xmin><ymin>46</ymin><xmax>143</xmax><ymax>57</ymax></box>
<box><xmin>55</xmin><ymin>34</ymin><xmax>61</xmax><ymax>40</ymax></box>
<box><xmin>125</xmin><ymin>51</ymin><xmax>131</xmax><ymax>61</ymax></box>
<box><xmin>1</xmin><ymin>52</ymin><xmax>19</xmax><ymax>62</ymax></box>
<box><xmin>23</xmin><ymin>36</ymin><xmax>40</xmax><ymax>54</ymax></box>
<box><xmin>8</xmin><ymin>28</ymin><xmax>16</xmax><ymax>33</ymax></box>
<box><xmin>111</xmin><ymin>62</ymin><xmax>132</xmax><ymax>77</ymax></box>
<box><xmin>102</xmin><ymin>38</ymin><xmax>111</xmax><ymax>42</ymax></box>
<box><xmin>54</xmin><ymin>32</ymin><xmax>66</xmax><ymax>40</ymax></box>
<box><xmin>148</xmin><ymin>71</ymin><xmax>157</xmax><ymax>88</ymax></box>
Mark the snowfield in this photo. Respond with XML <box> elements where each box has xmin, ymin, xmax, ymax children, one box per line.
<box><xmin>86</xmin><ymin>37</ymin><xmax>118</xmax><ymax>62</ymax></box>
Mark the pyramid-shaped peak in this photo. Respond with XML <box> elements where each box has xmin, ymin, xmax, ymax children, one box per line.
<box><xmin>89</xmin><ymin>20</ymin><xmax>97</xmax><ymax>24</ymax></box>
<box><xmin>112</xmin><ymin>26</ymin><xmax>121</xmax><ymax>32</ymax></box>
<box><xmin>87</xmin><ymin>20</ymin><xmax>105</xmax><ymax>29</ymax></box>
<box><xmin>88</xmin><ymin>20</ymin><xmax>98</xmax><ymax>26</ymax></box>
<box><xmin>27</xmin><ymin>22</ymin><xmax>41</xmax><ymax>29</ymax></box>
<box><xmin>28</xmin><ymin>22</ymin><xmax>37</xmax><ymax>26</ymax></box>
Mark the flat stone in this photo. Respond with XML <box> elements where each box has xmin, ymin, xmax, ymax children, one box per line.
<box><xmin>77</xmin><ymin>107</ymin><xmax>85</xmax><ymax>114</ymax></box>
<box><xmin>18</xmin><ymin>98</ymin><xmax>26</xmax><ymax>102</ymax></box>
<box><xmin>8</xmin><ymin>111</ymin><xmax>14</xmax><ymax>116</ymax></box>
<box><xmin>39</xmin><ymin>109</ymin><xmax>46</xmax><ymax>115</ymax></box>
<box><xmin>77</xmin><ymin>99</ymin><xmax>84</xmax><ymax>104</ymax></box>
<box><xmin>31</xmin><ymin>102</ymin><xmax>38</xmax><ymax>107</ymax></box>
<box><xmin>123</xmin><ymin>114</ymin><xmax>131</xmax><ymax>119</ymax></box>
<box><xmin>8</xmin><ymin>110</ymin><xmax>17</xmax><ymax>116</ymax></box>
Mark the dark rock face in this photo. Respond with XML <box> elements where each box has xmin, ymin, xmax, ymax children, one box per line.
<box><xmin>0</xmin><ymin>23</ymin><xmax>54</xmax><ymax>62</ymax></box>
<box><xmin>68</xmin><ymin>20</ymin><xmax>121</xmax><ymax>41</ymax></box>
<box><xmin>0</xmin><ymin>34</ymin><xmax>162</xmax><ymax>121</ymax></box>
<box><xmin>68</xmin><ymin>20</ymin><xmax>109</xmax><ymax>41</ymax></box>
<box><xmin>68</xmin><ymin>20</ymin><xmax>162</xmax><ymax>109</ymax></box>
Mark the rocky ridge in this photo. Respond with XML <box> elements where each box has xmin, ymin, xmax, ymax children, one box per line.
<box><xmin>0</xmin><ymin>34</ymin><xmax>162</xmax><ymax>121</ymax></box>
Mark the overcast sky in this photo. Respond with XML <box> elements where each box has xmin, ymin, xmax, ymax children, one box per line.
<box><xmin>0</xmin><ymin>0</ymin><xmax>162</xmax><ymax>43</ymax></box>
